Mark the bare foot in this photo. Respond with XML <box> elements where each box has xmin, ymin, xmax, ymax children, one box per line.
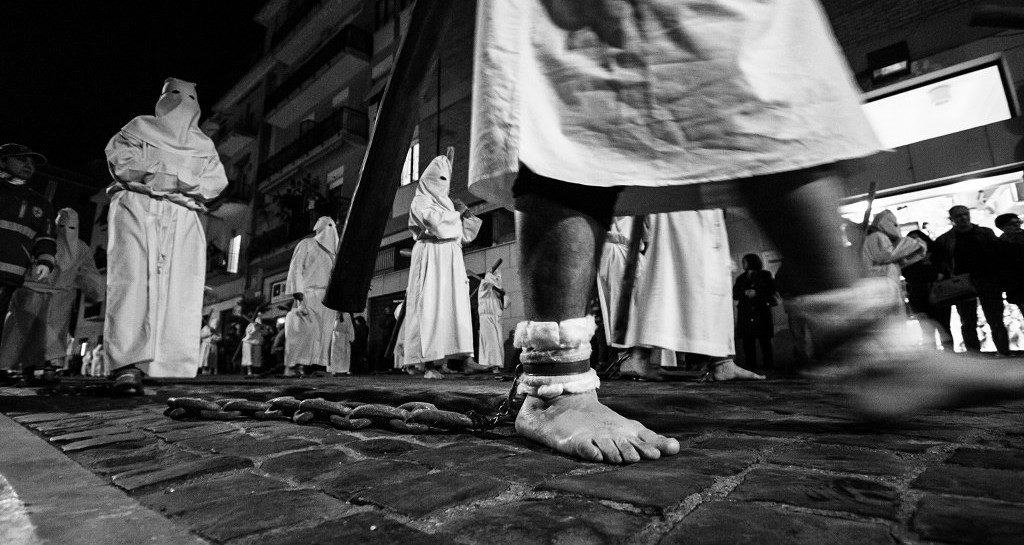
<box><xmin>709</xmin><ymin>359</ymin><xmax>765</xmax><ymax>381</ymax></box>
<box><xmin>515</xmin><ymin>390</ymin><xmax>680</xmax><ymax>463</ymax></box>
<box><xmin>823</xmin><ymin>350</ymin><xmax>1024</xmax><ymax>419</ymax></box>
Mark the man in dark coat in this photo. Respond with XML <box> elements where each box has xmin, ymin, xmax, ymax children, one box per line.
<box><xmin>932</xmin><ymin>206</ymin><xmax>1008</xmax><ymax>355</ymax></box>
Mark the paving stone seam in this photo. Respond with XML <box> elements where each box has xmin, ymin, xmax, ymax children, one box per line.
<box><xmin>633</xmin><ymin>456</ymin><xmax>764</xmax><ymax>543</ymax></box>
<box><xmin>405</xmin><ymin>482</ymin><xmax>536</xmax><ymax>532</ymax></box>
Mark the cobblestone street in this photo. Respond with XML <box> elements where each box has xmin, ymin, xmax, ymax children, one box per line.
<box><xmin>2</xmin><ymin>374</ymin><xmax>1023</xmax><ymax>544</ymax></box>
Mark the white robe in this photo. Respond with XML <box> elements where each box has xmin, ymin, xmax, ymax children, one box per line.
<box><xmin>468</xmin><ymin>0</ymin><xmax>879</xmax><ymax>213</ymax></box>
<box><xmin>90</xmin><ymin>344</ymin><xmax>106</xmax><ymax>377</ymax></box>
<box><xmin>330</xmin><ymin>313</ymin><xmax>355</xmax><ymax>374</ymax></box>
<box><xmin>285</xmin><ymin>237</ymin><xmax>338</xmax><ymax>368</ymax></box>
<box><xmin>198</xmin><ymin>324</ymin><xmax>218</xmax><ymax>372</ymax></box>
<box><xmin>241</xmin><ymin>322</ymin><xmax>261</xmax><ymax>367</ymax></box>
<box><xmin>403</xmin><ymin>155</ymin><xmax>483</xmax><ymax>366</ymax></box>
<box><xmin>625</xmin><ymin>211</ymin><xmax>735</xmax><ymax>359</ymax></box>
<box><xmin>477</xmin><ymin>272</ymin><xmax>506</xmax><ymax>368</ymax></box>
<box><xmin>596</xmin><ymin>217</ymin><xmax>645</xmax><ymax>349</ymax></box>
<box><xmin>103</xmin><ymin>84</ymin><xmax>227</xmax><ymax>377</ymax></box>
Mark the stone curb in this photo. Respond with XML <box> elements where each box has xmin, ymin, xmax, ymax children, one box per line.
<box><xmin>0</xmin><ymin>413</ymin><xmax>206</xmax><ymax>545</ymax></box>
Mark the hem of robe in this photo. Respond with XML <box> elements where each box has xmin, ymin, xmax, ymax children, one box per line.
<box><xmin>469</xmin><ymin>153</ymin><xmax>876</xmax><ymax>215</ymax></box>
<box><xmin>403</xmin><ymin>349</ymin><xmax>473</xmax><ymax>366</ymax></box>
<box><xmin>133</xmin><ymin>360</ymin><xmax>200</xmax><ymax>378</ymax></box>
<box><xmin>632</xmin><ymin>339</ymin><xmax>734</xmax><ymax>360</ymax></box>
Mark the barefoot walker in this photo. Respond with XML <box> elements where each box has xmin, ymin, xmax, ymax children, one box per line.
<box><xmin>469</xmin><ymin>0</ymin><xmax>888</xmax><ymax>463</ymax></box>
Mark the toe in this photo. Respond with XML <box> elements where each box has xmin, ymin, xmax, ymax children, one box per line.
<box><xmin>614</xmin><ymin>438</ymin><xmax>641</xmax><ymax>463</ymax></box>
<box><xmin>595</xmin><ymin>438</ymin><xmax>623</xmax><ymax>463</ymax></box>
<box><xmin>630</xmin><ymin>438</ymin><xmax>662</xmax><ymax>460</ymax></box>
<box><xmin>638</xmin><ymin>429</ymin><xmax>680</xmax><ymax>455</ymax></box>
<box><xmin>573</xmin><ymin>439</ymin><xmax>604</xmax><ymax>462</ymax></box>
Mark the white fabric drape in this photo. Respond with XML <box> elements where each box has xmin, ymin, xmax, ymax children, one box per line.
<box><xmin>469</xmin><ymin>0</ymin><xmax>879</xmax><ymax>210</ymax></box>
<box><xmin>625</xmin><ymin>211</ymin><xmax>735</xmax><ymax>358</ymax></box>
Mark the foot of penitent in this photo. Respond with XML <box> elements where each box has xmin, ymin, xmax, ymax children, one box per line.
<box><xmin>706</xmin><ymin>358</ymin><xmax>765</xmax><ymax>381</ymax></box>
<box><xmin>512</xmin><ymin>317</ymin><xmax>680</xmax><ymax>464</ymax></box>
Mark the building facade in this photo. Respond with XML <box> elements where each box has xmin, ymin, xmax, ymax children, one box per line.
<box><xmin>74</xmin><ymin>0</ymin><xmax>1024</xmax><ymax>369</ymax></box>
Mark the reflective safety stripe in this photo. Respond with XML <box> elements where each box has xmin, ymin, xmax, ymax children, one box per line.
<box><xmin>0</xmin><ymin>219</ymin><xmax>36</xmax><ymax>238</ymax></box>
<box><xmin>0</xmin><ymin>262</ymin><xmax>27</xmax><ymax>276</ymax></box>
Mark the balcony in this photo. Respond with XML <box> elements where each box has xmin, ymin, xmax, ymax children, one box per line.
<box><xmin>269</xmin><ymin>0</ymin><xmax>322</xmax><ymax>50</ymax></box>
<box><xmin>258</xmin><ymin>107</ymin><xmax>368</xmax><ymax>183</ymax></box>
<box><xmin>214</xmin><ymin>114</ymin><xmax>259</xmax><ymax>159</ymax></box>
<box><xmin>265</xmin><ymin>25</ymin><xmax>371</xmax><ymax>126</ymax></box>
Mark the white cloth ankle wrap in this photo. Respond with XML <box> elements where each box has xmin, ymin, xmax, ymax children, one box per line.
<box><xmin>517</xmin><ymin>368</ymin><xmax>600</xmax><ymax>399</ymax></box>
<box><xmin>513</xmin><ymin>316</ymin><xmax>597</xmax><ymax>364</ymax></box>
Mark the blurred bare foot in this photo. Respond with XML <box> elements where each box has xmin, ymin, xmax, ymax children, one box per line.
<box><xmin>707</xmin><ymin>359</ymin><xmax>765</xmax><ymax>381</ymax></box>
<box><xmin>516</xmin><ymin>390</ymin><xmax>680</xmax><ymax>463</ymax></box>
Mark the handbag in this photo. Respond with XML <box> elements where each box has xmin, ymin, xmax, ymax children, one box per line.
<box><xmin>928</xmin><ymin>273</ymin><xmax>976</xmax><ymax>306</ymax></box>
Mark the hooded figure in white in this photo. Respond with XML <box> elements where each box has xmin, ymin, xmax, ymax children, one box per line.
<box><xmin>331</xmin><ymin>312</ymin><xmax>356</xmax><ymax>375</ymax></box>
<box><xmin>285</xmin><ymin>216</ymin><xmax>340</xmax><ymax>371</ymax></box>
<box><xmin>103</xmin><ymin>77</ymin><xmax>227</xmax><ymax>379</ymax></box>
<box><xmin>862</xmin><ymin>210</ymin><xmax>924</xmax><ymax>313</ymax></box>
<box><xmin>402</xmin><ymin>150</ymin><xmax>483</xmax><ymax>367</ymax></box>
<box><xmin>199</xmin><ymin>312</ymin><xmax>221</xmax><ymax>374</ymax></box>
<box><xmin>0</xmin><ymin>208</ymin><xmax>105</xmax><ymax>371</ymax></box>
<box><xmin>477</xmin><ymin>270</ymin><xmax>507</xmax><ymax>368</ymax></box>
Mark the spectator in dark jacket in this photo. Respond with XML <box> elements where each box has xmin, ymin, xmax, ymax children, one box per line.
<box><xmin>733</xmin><ymin>254</ymin><xmax>778</xmax><ymax>371</ymax></box>
<box><xmin>995</xmin><ymin>213</ymin><xmax>1024</xmax><ymax>312</ymax></box>
<box><xmin>932</xmin><ymin>206</ymin><xmax>1009</xmax><ymax>354</ymax></box>
<box><xmin>901</xmin><ymin>230</ymin><xmax>950</xmax><ymax>349</ymax></box>
<box><xmin>0</xmin><ymin>144</ymin><xmax>56</xmax><ymax>350</ymax></box>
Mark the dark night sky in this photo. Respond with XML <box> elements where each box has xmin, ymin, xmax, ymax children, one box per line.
<box><xmin>0</xmin><ymin>2</ymin><xmax>265</xmax><ymax>178</ymax></box>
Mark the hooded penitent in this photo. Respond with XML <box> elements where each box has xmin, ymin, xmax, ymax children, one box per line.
<box><xmin>862</xmin><ymin>209</ymin><xmax>922</xmax><ymax>311</ymax></box>
<box><xmin>285</xmin><ymin>217</ymin><xmax>342</xmax><ymax>370</ymax></box>
<box><xmin>121</xmin><ymin>78</ymin><xmax>216</xmax><ymax>157</ymax></box>
<box><xmin>313</xmin><ymin>216</ymin><xmax>339</xmax><ymax>255</ymax></box>
<box><xmin>0</xmin><ymin>207</ymin><xmax>105</xmax><ymax>371</ymax></box>
<box><xmin>401</xmin><ymin>153</ymin><xmax>483</xmax><ymax>367</ymax></box>
<box><xmin>103</xmin><ymin>77</ymin><xmax>227</xmax><ymax>378</ymax></box>
<box><xmin>870</xmin><ymin>210</ymin><xmax>901</xmax><ymax>240</ymax></box>
<box><xmin>477</xmin><ymin>270</ymin><xmax>506</xmax><ymax>368</ymax></box>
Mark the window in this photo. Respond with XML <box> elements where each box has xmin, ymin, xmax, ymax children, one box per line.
<box><xmin>328</xmin><ymin>164</ymin><xmax>345</xmax><ymax>190</ymax></box>
<box><xmin>400</xmin><ymin>126</ymin><xmax>420</xmax><ymax>186</ymax></box>
<box><xmin>270</xmin><ymin>279</ymin><xmax>288</xmax><ymax>301</ymax></box>
<box><xmin>226</xmin><ymin>235</ymin><xmax>242</xmax><ymax>274</ymax></box>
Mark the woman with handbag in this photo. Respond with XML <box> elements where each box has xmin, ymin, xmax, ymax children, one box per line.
<box><xmin>901</xmin><ymin>230</ymin><xmax>951</xmax><ymax>349</ymax></box>
<box><xmin>861</xmin><ymin>211</ymin><xmax>926</xmax><ymax>314</ymax></box>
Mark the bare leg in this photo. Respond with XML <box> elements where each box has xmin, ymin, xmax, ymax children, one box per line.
<box><xmin>515</xmin><ymin>181</ymin><xmax>679</xmax><ymax>463</ymax></box>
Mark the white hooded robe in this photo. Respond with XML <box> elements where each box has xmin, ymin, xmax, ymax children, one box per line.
<box><xmin>403</xmin><ymin>154</ymin><xmax>483</xmax><ymax>366</ymax></box>
<box><xmin>0</xmin><ymin>208</ymin><xmax>104</xmax><ymax>370</ymax></box>
<box><xmin>477</xmin><ymin>271</ymin><xmax>506</xmax><ymax>368</ymax></box>
<box><xmin>330</xmin><ymin>313</ymin><xmax>356</xmax><ymax>374</ymax></box>
<box><xmin>103</xmin><ymin>78</ymin><xmax>227</xmax><ymax>377</ymax></box>
<box><xmin>625</xmin><ymin>211</ymin><xmax>735</xmax><ymax>359</ymax></box>
<box><xmin>285</xmin><ymin>217</ymin><xmax>339</xmax><ymax>369</ymax></box>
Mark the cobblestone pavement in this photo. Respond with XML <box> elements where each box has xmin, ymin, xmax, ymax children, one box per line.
<box><xmin>2</xmin><ymin>374</ymin><xmax>1023</xmax><ymax>544</ymax></box>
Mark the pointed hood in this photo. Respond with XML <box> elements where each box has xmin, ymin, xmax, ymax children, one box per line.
<box><xmin>871</xmin><ymin>210</ymin><xmax>900</xmax><ymax>239</ymax></box>
<box><xmin>121</xmin><ymin>77</ymin><xmax>217</xmax><ymax>157</ymax></box>
<box><xmin>313</xmin><ymin>216</ymin><xmax>338</xmax><ymax>255</ymax></box>
<box><xmin>414</xmin><ymin>154</ymin><xmax>455</xmax><ymax>212</ymax></box>
<box><xmin>56</xmin><ymin>208</ymin><xmax>79</xmax><ymax>248</ymax></box>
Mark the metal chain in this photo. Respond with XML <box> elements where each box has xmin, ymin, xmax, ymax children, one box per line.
<box><xmin>164</xmin><ymin>366</ymin><xmax>526</xmax><ymax>434</ymax></box>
